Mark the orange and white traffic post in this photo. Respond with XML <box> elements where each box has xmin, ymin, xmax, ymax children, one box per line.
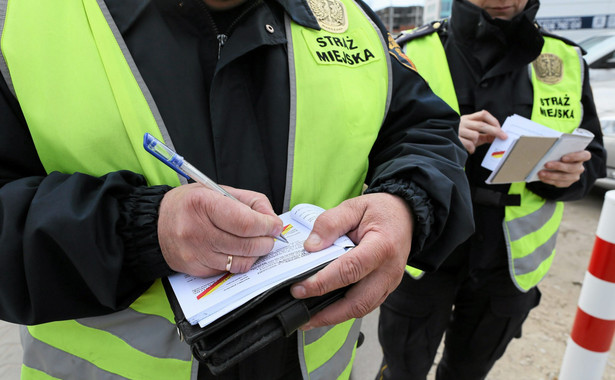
<box><xmin>559</xmin><ymin>190</ymin><xmax>615</xmax><ymax>380</ymax></box>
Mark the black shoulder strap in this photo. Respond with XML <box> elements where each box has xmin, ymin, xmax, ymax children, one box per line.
<box><xmin>396</xmin><ymin>18</ymin><xmax>447</xmax><ymax>46</ymax></box>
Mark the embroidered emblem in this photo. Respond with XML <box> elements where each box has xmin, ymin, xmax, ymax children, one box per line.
<box><xmin>533</xmin><ymin>53</ymin><xmax>563</xmax><ymax>84</ymax></box>
<box><xmin>307</xmin><ymin>0</ymin><xmax>349</xmax><ymax>34</ymax></box>
<box><xmin>388</xmin><ymin>34</ymin><xmax>416</xmax><ymax>72</ymax></box>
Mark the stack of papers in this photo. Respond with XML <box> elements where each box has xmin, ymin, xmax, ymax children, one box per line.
<box><xmin>482</xmin><ymin>114</ymin><xmax>594</xmax><ymax>184</ymax></box>
<box><xmin>168</xmin><ymin>203</ymin><xmax>354</xmax><ymax>327</ymax></box>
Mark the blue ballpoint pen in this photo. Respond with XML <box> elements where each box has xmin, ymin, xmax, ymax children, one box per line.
<box><xmin>143</xmin><ymin>133</ymin><xmax>289</xmax><ymax>244</ymax></box>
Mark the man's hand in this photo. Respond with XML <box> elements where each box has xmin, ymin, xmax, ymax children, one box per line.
<box><xmin>537</xmin><ymin>150</ymin><xmax>591</xmax><ymax>188</ymax></box>
<box><xmin>459</xmin><ymin>110</ymin><xmax>507</xmax><ymax>154</ymax></box>
<box><xmin>290</xmin><ymin>193</ymin><xmax>413</xmax><ymax>330</ymax></box>
<box><xmin>157</xmin><ymin>183</ymin><xmax>283</xmax><ymax>277</ymax></box>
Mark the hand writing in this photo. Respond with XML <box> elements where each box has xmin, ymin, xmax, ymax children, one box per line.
<box><xmin>157</xmin><ymin>183</ymin><xmax>283</xmax><ymax>277</ymax></box>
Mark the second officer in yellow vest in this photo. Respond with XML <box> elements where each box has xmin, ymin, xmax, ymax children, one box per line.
<box><xmin>377</xmin><ymin>0</ymin><xmax>606</xmax><ymax>379</ymax></box>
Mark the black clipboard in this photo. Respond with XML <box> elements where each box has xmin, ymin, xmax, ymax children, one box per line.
<box><xmin>162</xmin><ymin>263</ymin><xmax>348</xmax><ymax>375</ymax></box>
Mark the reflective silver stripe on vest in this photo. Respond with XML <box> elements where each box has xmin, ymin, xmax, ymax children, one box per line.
<box><xmin>21</xmin><ymin>308</ymin><xmax>195</xmax><ymax>379</ymax></box>
<box><xmin>304</xmin><ymin>324</ymin><xmax>335</xmax><ymax>345</ymax></box>
<box><xmin>0</xmin><ymin>0</ymin><xmax>15</xmax><ymax>96</ymax></box>
<box><xmin>354</xmin><ymin>0</ymin><xmax>393</xmax><ymax>119</ymax></box>
<box><xmin>506</xmin><ymin>200</ymin><xmax>557</xmax><ymax>241</ymax></box>
<box><xmin>22</xmin><ymin>323</ymin><xmax>198</xmax><ymax>380</ymax></box>
<box><xmin>298</xmin><ymin>318</ymin><xmax>362</xmax><ymax>380</ymax></box>
<box><xmin>283</xmin><ymin>13</ymin><xmax>297</xmax><ymax>213</ymax></box>
<box><xmin>573</xmin><ymin>45</ymin><xmax>585</xmax><ymax>124</ymax></box>
<box><xmin>76</xmin><ymin>307</ymin><xmax>191</xmax><ymax>361</ymax></box>
<box><xmin>21</xmin><ymin>326</ymin><xmax>124</xmax><ymax>380</ymax></box>
<box><xmin>511</xmin><ymin>227</ymin><xmax>559</xmax><ymax>275</ymax></box>
<box><xmin>504</xmin><ymin>200</ymin><xmax>558</xmax><ymax>276</ymax></box>
<box><xmin>94</xmin><ymin>0</ymin><xmax>186</xmax><ymax>186</ymax></box>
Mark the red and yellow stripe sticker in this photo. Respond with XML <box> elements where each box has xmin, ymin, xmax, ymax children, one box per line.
<box><xmin>197</xmin><ymin>272</ymin><xmax>233</xmax><ymax>300</ymax></box>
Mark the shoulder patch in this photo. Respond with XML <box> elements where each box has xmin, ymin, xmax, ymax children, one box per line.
<box><xmin>396</xmin><ymin>19</ymin><xmax>446</xmax><ymax>46</ymax></box>
<box><xmin>388</xmin><ymin>33</ymin><xmax>416</xmax><ymax>72</ymax></box>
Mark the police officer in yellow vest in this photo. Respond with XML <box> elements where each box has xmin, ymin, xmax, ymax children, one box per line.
<box><xmin>376</xmin><ymin>0</ymin><xmax>606</xmax><ymax>379</ymax></box>
<box><xmin>0</xmin><ymin>0</ymin><xmax>475</xmax><ymax>379</ymax></box>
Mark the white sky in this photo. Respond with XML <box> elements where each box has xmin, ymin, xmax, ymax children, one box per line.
<box><xmin>364</xmin><ymin>0</ymin><xmax>425</xmax><ymax>11</ymax></box>
<box><xmin>364</xmin><ymin>0</ymin><xmax>615</xmax><ymax>14</ymax></box>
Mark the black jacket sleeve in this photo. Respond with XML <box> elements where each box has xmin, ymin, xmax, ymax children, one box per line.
<box><xmin>526</xmin><ymin>62</ymin><xmax>607</xmax><ymax>201</ymax></box>
<box><xmin>357</xmin><ymin>1</ymin><xmax>475</xmax><ymax>272</ymax></box>
<box><xmin>0</xmin><ymin>80</ymin><xmax>173</xmax><ymax>325</ymax></box>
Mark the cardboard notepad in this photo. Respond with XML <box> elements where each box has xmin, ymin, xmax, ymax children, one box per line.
<box><xmin>482</xmin><ymin>115</ymin><xmax>594</xmax><ymax>184</ymax></box>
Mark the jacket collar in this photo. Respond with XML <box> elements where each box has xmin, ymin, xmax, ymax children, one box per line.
<box><xmin>104</xmin><ymin>0</ymin><xmax>320</xmax><ymax>35</ymax></box>
<box><xmin>275</xmin><ymin>0</ymin><xmax>320</xmax><ymax>29</ymax></box>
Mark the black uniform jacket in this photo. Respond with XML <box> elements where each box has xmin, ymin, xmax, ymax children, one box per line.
<box><xmin>0</xmin><ymin>0</ymin><xmax>474</xmax><ymax>325</ymax></box>
<box><xmin>401</xmin><ymin>0</ymin><xmax>606</xmax><ymax>277</ymax></box>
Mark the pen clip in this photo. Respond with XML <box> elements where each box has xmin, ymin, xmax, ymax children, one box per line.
<box><xmin>143</xmin><ymin>133</ymin><xmax>190</xmax><ymax>180</ymax></box>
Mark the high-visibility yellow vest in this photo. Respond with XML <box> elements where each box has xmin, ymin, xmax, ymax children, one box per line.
<box><xmin>399</xmin><ymin>26</ymin><xmax>583</xmax><ymax>291</ymax></box>
<box><xmin>0</xmin><ymin>0</ymin><xmax>390</xmax><ymax>378</ymax></box>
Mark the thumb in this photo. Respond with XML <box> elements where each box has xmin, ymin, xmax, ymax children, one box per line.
<box><xmin>304</xmin><ymin>200</ymin><xmax>361</xmax><ymax>252</ymax></box>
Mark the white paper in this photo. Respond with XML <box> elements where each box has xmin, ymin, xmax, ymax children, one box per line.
<box><xmin>289</xmin><ymin>203</ymin><xmax>354</xmax><ymax>248</ymax></box>
<box><xmin>525</xmin><ymin>128</ymin><xmax>594</xmax><ymax>182</ymax></box>
<box><xmin>482</xmin><ymin>114</ymin><xmax>594</xmax><ymax>184</ymax></box>
<box><xmin>167</xmin><ymin>203</ymin><xmax>354</xmax><ymax>327</ymax></box>
<box><xmin>482</xmin><ymin>114</ymin><xmax>562</xmax><ymax>171</ymax></box>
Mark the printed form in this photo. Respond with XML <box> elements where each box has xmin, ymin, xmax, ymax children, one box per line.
<box><xmin>482</xmin><ymin>114</ymin><xmax>593</xmax><ymax>184</ymax></box>
<box><xmin>168</xmin><ymin>203</ymin><xmax>354</xmax><ymax>327</ymax></box>
<box><xmin>482</xmin><ymin>114</ymin><xmax>562</xmax><ymax>171</ymax></box>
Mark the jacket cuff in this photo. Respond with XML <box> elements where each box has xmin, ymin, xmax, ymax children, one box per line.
<box><xmin>364</xmin><ymin>179</ymin><xmax>434</xmax><ymax>253</ymax></box>
<box><xmin>118</xmin><ymin>185</ymin><xmax>174</xmax><ymax>282</ymax></box>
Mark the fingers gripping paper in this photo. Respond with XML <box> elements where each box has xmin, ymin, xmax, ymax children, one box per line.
<box><xmin>168</xmin><ymin>203</ymin><xmax>354</xmax><ymax>327</ymax></box>
<box><xmin>482</xmin><ymin>114</ymin><xmax>594</xmax><ymax>184</ymax></box>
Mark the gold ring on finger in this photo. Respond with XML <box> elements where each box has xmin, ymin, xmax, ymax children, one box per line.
<box><xmin>225</xmin><ymin>255</ymin><xmax>233</xmax><ymax>272</ymax></box>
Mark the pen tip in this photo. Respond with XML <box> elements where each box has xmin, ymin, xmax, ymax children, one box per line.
<box><xmin>276</xmin><ymin>235</ymin><xmax>289</xmax><ymax>244</ymax></box>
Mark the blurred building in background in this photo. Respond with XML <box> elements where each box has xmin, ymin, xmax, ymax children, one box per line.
<box><xmin>419</xmin><ymin>0</ymin><xmax>615</xmax><ymax>43</ymax></box>
<box><xmin>376</xmin><ymin>0</ymin><xmax>614</xmax><ymax>43</ymax></box>
<box><xmin>375</xmin><ymin>5</ymin><xmax>423</xmax><ymax>33</ymax></box>
<box><xmin>422</xmin><ymin>0</ymin><xmax>450</xmax><ymax>24</ymax></box>
<box><xmin>536</xmin><ymin>0</ymin><xmax>615</xmax><ymax>42</ymax></box>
